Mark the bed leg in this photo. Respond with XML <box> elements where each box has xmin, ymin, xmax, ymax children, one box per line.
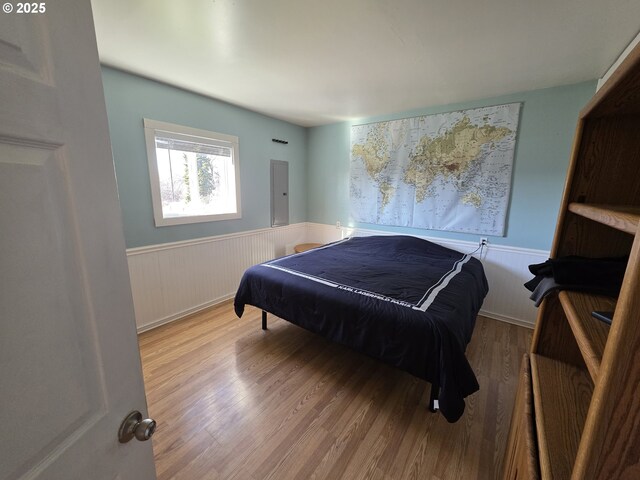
<box><xmin>429</xmin><ymin>383</ymin><xmax>440</xmax><ymax>412</ymax></box>
<box><xmin>262</xmin><ymin>310</ymin><xmax>267</xmax><ymax>330</ymax></box>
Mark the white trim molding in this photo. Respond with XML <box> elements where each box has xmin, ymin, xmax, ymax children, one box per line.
<box><xmin>128</xmin><ymin>222</ymin><xmax>546</xmax><ymax>332</ymax></box>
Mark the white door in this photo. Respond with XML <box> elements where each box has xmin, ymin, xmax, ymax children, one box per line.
<box><xmin>0</xmin><ymin>1</ymin><xmax>156</xmax><ymax>479</ymax></box>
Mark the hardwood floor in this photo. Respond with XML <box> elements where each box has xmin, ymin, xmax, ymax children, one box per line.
<box><xmin>138</xmin><ymin>301</ymin><xmax>531</xmax><ymax>479</ymax></box>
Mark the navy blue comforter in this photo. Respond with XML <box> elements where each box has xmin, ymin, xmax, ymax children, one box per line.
<box><xmin>234</xmin><ymin>235</ymin><xmax>488</xmax><ymax>422</ymax></box>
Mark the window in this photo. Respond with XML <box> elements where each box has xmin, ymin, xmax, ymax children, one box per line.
<box><xmin>144</xmin><ymin>119</ymin><xmax>241</xmax><ymax>226</ymax></box>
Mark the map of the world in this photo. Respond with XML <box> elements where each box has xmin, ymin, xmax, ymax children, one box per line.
<box><xmin>350</xmin><ymin>103</ymin><xmax>521</xmax><ymax>236</ymax></box>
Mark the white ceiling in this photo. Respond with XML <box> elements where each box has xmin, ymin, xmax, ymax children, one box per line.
<box><xmin>91</xmin><ymin>0</ymin><xmax>640</xmax><ymax>127</ymax></box>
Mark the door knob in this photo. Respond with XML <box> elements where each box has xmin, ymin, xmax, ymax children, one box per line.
<box><xmin>118</xmin><ymin>411</ymin><xmax>157</xmax><ymax>443</ymax></box>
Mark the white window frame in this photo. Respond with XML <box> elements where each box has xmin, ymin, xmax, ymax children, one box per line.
<box><xmin>143</xmin><ymin>118</ymin><xmax>242</xmax><ymax>227</ymax></box>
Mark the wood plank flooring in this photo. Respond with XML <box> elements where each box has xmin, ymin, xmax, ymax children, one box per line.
<box><xmin>138</xmin><ymin>301</ymin><xmax>531</xmax><ymax>479</ymax></box>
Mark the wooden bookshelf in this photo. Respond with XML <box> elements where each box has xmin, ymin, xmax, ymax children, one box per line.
<box><xmin>503</xmin><ymin>41</ymin><xmax>640</xmax><ymax>480</ymax></box>
<box><xmin>530</xmin><ymin>354</ymin><xmax>593</xmax><ymax>480</ymax></box>
<box><xmin>558</xmin><ymin>291</ymin><xmax>614</xmax><ymax>380</ymax></box>
<box><xmin>568</xmin><ymin>203</ymin><xmax>640</xmax><ymax>235</ymax></box>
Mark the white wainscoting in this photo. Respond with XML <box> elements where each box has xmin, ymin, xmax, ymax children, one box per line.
<box><xmin>127</xmin><ymin>223</ymin><xmax>308</xmax><ymax>332</ymax></box>
<box><xmin>127</xmin><ymin>222</ymin><xmax>548</xmax><ymax>332</ymax></box>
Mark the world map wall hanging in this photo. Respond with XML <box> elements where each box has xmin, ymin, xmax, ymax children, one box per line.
<box><xmin>350</xmin><ymin>103</ymin><xmax>521</xmax><ymax>236</ymax></box>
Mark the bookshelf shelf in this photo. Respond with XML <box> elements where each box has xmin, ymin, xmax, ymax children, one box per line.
<box><xmin>558</xmin><ymin>291</ymin><xmax>614</xmax><ymax>381</ymax></box>
<box><xmin>568</xmin><ymin>203</ymin><xmax>640</xmax><ymax>235</ymax></box>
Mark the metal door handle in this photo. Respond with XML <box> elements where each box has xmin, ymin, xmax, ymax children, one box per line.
<box><xmin>118</xmin><ymin>411</ymin><xmax>157</xmax><ymax>443</ymax></box>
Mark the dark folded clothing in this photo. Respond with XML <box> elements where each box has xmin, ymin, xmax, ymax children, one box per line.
<box><xmin>525</xmin><ymin>255</ymin><xmax>627</xmax><ymax>305</ymax></box>
<box><xmin>528</xmin><ymin>261</ymin><xmax>553</xmax><ymax>277</ymax></box>
<box><xmin>550</xmin><ymin>255</ymin><xmax>627</xmax><ymax>286</ymax></box>
<box><xmin>529</xmin><ymin>276</ymin><xmax>620</xmax><ymax>307</ymax></box>
<box><xmin>524</xmin><ymin>274</ymin><xmax>544</xmax><ymax>292</ymax></box>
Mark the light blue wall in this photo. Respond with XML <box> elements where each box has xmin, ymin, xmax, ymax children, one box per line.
<box><xmin>306</xmin><ymin>81</ymin><xmax>596</xmax><ymax>251</ymax></box>
<box><xmin>103</xmin><ymin>67</ymin><xmax>595</xmax><ymax>251</ymax></box>
<box><xmin>101</xmin><ymin>67</ymin><xmax>307</xmax><ymax>248</ymax></box>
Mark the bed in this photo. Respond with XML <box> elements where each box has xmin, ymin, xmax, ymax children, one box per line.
<box><xmin>234</xmin><ymin>235</ymin><xmax>488</xmax><ymax>422</ymax></box>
